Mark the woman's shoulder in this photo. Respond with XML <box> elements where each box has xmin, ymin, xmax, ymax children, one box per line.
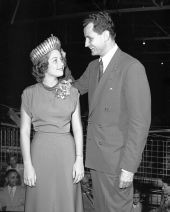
<box><xmin>22</xmin><ymin>84</ymin><xmax>40</xmax><ymax>100</ymax></box>
<box><xmin>22</xmin><ymin>83</ymin><xmax>39</xmax><ymax>94</ymax></box>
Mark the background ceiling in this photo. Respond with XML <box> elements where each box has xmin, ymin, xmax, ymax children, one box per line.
<box><xmin>0</xmin><ymin>0</ymin><xmax>170</xmax><ymax>62</ymax></box>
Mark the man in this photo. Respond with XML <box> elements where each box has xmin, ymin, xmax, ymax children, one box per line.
<box><xmin>132</xmin><ymin>189</ymin><xmax>142</xmax><ymax>212</ymax></box>
<box><xmin>6</xmin><ymin>154</ymin><xmax>24</xmax><ymax>186</ymax></box>
<box><xmin>72</xmin><ymin>11</ymin><xmax>151</xmax><ymax>212</ymax></box>
<box><xmin>0</xmin><ymin>169</ymin><xmax>25</xmax><ymax>211</ymax></box>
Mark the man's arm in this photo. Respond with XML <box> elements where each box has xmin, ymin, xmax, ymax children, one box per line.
<box><xmin>63</xmin><ymin>65</ymin><xmax>89</xmax><ymax>95</ymax></box>
<box><xmin>119</xmin><ymin>62</ymin><xmax>151</xmax><ymax>188</ymax></box>
<box><xmin>63</xmin><ymin>66</ymin><xmax>75</xmax><ymax>82</ymax></box>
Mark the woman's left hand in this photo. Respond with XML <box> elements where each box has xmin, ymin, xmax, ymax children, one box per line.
<box><xmin>73</xmin><ymin>156</ymin><xmax>84</xmax><ymax>184</ymax></box>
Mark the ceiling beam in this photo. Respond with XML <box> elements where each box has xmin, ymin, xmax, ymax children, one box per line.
<box><xmin>152</xmin><ymin>0</ymin><xmax>160</xmax><ymax>7</ymax></box>
<box><xmin>151</xmin><ymin>19</ymin><xmax>169</xmax><ymax>36</ymax></box>
<box><xmin>10</xmin><ymin>0</ymin><xmax>21</xmax><ymax>24</ymax></box>
<box><xmin>135</xmin><ymin>36</ymin><xmax>170</xmax><ymax>41</ymax></box>
<box><xmin>108</xmin><ymin>5</ymin><xmax>170</xmax><ymax>13</ymax></box>
<box><xmin>139</xmin><ymin>51</ymin><xmax>170</xmax><ymax>55</ymax></box>
<box><xmin>13</xmin><ymin>5</ymin><xmax>170</xmax><ymax>25</ymax></box>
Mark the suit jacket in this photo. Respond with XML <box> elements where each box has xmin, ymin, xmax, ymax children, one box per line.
<box><xmin>74</xmin><ymin>48</ymin><xmax>151</xmax><ymax>175</ymax></box>
<box><xmin>0</xmin><ymin>186</ymin><xmax>25</xmax><ymax>211</ymax></box>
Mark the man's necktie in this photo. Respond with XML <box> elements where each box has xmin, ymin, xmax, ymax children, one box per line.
<box><xmin>9</xmin><ymin>187</ymin><xmax>14</xmax><ymax>199</ymax></box>
<box><xmin>98</xmin><ymin>59</ymin><xmax>103</xmax><ymax>82</ymax></box>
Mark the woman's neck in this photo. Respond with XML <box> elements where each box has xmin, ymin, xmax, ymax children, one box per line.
<box><xmin>42</xmin><ymin>78</ymin><xmax>59</xmax><ymax>87</ymax></box>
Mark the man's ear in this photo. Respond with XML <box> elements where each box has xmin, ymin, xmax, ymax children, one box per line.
<box><xmin>103</xmin><ymin>30</ymin><xmax>110</xmax><ymax>41</ymax></box>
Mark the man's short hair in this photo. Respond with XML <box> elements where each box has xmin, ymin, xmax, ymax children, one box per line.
<box><xmin>83</xmin><ymin>11</ymin><xmax>116</xmax><ymax>39</ymax></box>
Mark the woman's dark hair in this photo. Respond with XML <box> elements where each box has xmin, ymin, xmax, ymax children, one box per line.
<box><xmin>32</xmin><ymin>53</ymin><xmax>49</xmax><ymax>83</ymax></box>
<box><xmin>83</xmin><ymin>11</ymin><xmax>116</xmax><ymax>39</ymax></box>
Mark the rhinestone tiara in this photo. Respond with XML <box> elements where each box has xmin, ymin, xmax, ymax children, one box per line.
<box><xmin>30</xmin><ymin>34</ymin><xmax>61</xmax><ymax>65</ymax></box>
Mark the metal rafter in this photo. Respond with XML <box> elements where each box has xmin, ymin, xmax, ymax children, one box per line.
<box><xmin>152</xmin><ymin>0</ymin><xmax>160</xmax><ymax>7</ymax></box>
<box><xmin>135</xmin><ymin>36</ymin><xmax>170</xmax><ymax>41</ymax></box>
<box><xmin>151</xmin><ymin>19</ymin><xmax>169</xmax><ymax>36</ymax></box>
<box><xmin>12</xmin><ymin>5</ymin><xmax>170</xmax><ymax>24</ymax></box>
<box><xmin>10</xmin><ymin>0</ymin><xmax>21</xmax><ymax>24</ymax></box>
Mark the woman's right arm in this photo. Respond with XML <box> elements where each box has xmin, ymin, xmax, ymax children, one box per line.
<box><xmin>20</xmin><ymin>107</ymin><xmax>36</xmax><ymax>187</ymax></box>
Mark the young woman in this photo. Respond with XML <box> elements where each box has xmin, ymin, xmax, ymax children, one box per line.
<box><xmin>20</xmin><ymin>35</ymin><xmax>84</xmax><ymax>212</ymax></box>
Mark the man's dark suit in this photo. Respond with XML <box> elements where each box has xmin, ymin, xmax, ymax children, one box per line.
<box><xmin>74</xmin><ymin>48</ymin><xmax>151</xmax><ymax>211</ymax></box>
<box><xmin>0</xmin><ymin>186</ymin><xmax>25</xmax><ymax>211</ymax></box>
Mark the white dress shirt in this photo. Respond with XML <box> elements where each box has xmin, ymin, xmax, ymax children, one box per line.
<box><xmin>100</xmin><ymin>43</ymin><xmax>118</xmax><ymax>73</ymax></box>
<box><xmin>8</xmin><ymin>186</ymin><xmax>16</xmax><ymax>199</ymax></box>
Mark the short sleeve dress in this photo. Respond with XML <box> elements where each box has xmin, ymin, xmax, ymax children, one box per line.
<box><xmin>21</xmin><ymin>83</ymin><xmax>83</xmax><ymax>212</ymax></box>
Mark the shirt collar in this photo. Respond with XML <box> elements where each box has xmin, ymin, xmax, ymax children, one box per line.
<box><xmin>133</xmin><ymin>203</ymin><xmax>140</xmax><ymax>208</ymax></box>
<box><xmin>100</xmin><ymin>43</ymin><xmax>118</xmax><ymax>72</ymax></box>
<box><xmin>8</xmin><ymin>185</ymin><xmax>16</xmax><ymax>192</ymax></box>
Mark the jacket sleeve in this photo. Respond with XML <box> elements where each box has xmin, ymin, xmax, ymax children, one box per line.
<box><xmin>63</xmin><ymin>66</ymin><xmax>75</xmax><ymax>81</ymax></box>
<box><xmin>73</xmin><ymin>65</ymin><xmax>90</xmax><ymax>95</ymax></box>
<box><xmin>120</xmin><ymin>62</ymin><xmax>151</xmax><ymax>173</ymax></box>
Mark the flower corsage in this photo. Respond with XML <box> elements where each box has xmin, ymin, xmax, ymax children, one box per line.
<box><xmin>55</xmin><ymin>80</ymin><xmax>71</xmax><ymax>99</ymax></box>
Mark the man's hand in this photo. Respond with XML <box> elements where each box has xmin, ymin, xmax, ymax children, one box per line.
<box><xmin>119</xmin><ymin>169</ymin><xmax>134</xmax><ymax>189</ymax></box>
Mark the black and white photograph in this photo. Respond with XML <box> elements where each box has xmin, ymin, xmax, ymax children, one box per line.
<box><xmin>0</xmin><ymin>1</ymin><xmax>170</xmax><ymax>211</ymax></box>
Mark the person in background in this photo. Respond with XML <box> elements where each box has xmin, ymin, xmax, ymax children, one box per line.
<box><xmin>20</xmin><ymin>34</ymin><xmax>84</xmax><ymax>212</ymax></box>
<box><xmin>0</xmin><ymin>169</ymin><xmax>25</xmax><ymax>211</ymax></box>
<box><xmin>6</xmin><ymin>154</ymin><xmax>24</xmax><ymax>186</ymax></box>
<box><xmin>156</xmin><ymin>181</ymin><xmax>170</xmax><ymax>212</ymax></box>
<box><xmin>72</xmin><ymin>11</ymin><xmax>151</xmax><ymax>212</ymax></box>
<box><xmin>132</xmin><ymin>189</ymin><xmax>142</xmax><ymax>212</ymax></box>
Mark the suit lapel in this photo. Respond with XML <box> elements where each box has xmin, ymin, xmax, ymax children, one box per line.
<box><xmin>4</xmin><ymin>187</ymin><xmax>11</xmax><ymax>201</ymax></box>
<box><xmin>5</xmin><ymin>186</ymin><xmax>18</xmax><ymax>201</ymax></box>
<box><xmin>89</xmin><ymin>48</ymin><xmax>121</xmax><ymax>116</ymax></box>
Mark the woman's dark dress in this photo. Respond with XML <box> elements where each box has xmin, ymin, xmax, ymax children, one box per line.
<box><xmin>21</xmin><ymin>83</ymin><xmax>83</xmax><ymax>212</ymax></box>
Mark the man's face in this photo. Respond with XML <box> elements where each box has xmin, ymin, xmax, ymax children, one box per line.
<box><xmin>8</xmin><ymin>172</ymin><xmax>18</xmax><ymax>187</ymax></box>
<box><xmin>84</xmin><ymin>23</ymin><xmax>106</xmax><ymax>57</ymax></box>
<box><xmin>133</xmin><ymin>193</ymin><xmax>140</xmax><ymax>205</ymax></box>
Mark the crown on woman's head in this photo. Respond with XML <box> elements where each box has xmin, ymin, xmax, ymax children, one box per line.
<box><xmin>30</xmin><ymin>34</ymin><xmax>61</xmax><ymax>65</ymax></box>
